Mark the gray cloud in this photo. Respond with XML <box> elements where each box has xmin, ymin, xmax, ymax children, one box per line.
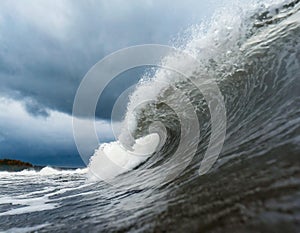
<box><xmin>24</xmin><ymin>98</ymin><xmax>50</xmax><ymax>117</ymax></box>
<box><xmin>0</xmin><ymin>97</ymin><xmax>115</xmax><ymax>166</ymax></box>
<box><xmin>0</xmin><ymin>0</ymin><xmax>223</xmax><ymax>119</ymax></box>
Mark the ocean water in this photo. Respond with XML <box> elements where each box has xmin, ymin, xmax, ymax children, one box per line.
<box><xmin>1</xmin><ymin>0</ymin><xmax>300</xmax><ymax>232</ymax></box>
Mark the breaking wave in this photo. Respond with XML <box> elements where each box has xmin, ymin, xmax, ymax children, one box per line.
<box><xmin>88</xmin><ymin>0</ymin><xmax>300</xmax><ymax>188</ymax></box>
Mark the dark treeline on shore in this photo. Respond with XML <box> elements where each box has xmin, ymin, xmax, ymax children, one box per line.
<box><xmin>0</xmin><ymin>158</ymin><xmax>36</xmax><ymax>171</ymax></box>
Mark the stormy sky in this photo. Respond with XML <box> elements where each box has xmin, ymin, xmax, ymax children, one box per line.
<box><xmin>0</xmin><ymin>0</ymin><xmax>224</xmax><ymax>166</ymax></box>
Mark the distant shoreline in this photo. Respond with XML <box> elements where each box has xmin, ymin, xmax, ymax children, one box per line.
<box><xmin>0</xmin><ymin>158</ymin><xmax>36</xmax><ymax>172</ymax></box>
<box><xmin>0</xmin><ymin>158</ymin><xmax>85</xmax><ymax>172</ymax></box>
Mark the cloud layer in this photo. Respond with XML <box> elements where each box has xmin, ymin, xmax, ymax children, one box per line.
<box><xmin>0</xmin><ymin>0</ymin><xmax>225</xmax><ymax>166</ymax></box>
<box><xmin>0</xmin><ymin>0</ymin><xmax>223</xmax><ymax>119</ymax></box>
<box><xmin>0</xmin><ymin>96</ymin><xmax>114</xmax><ymax>166</ymax></box>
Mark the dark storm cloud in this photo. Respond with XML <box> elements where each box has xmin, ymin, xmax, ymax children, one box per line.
<box><xmin>0</xmin><ymin>0</ymin><xmax>222</xmax><ymax>119</ymax></box>
<box><xmin>24</xmin><ymin>98</ymin><xmax>50</xmax><ymax>117</ymax></box>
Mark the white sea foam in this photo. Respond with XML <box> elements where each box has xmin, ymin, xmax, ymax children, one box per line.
<box><xmin>0</xmin><ymin>166</ymin><xmax>87</xmax><ymax>178</ymax></box>
<box><xmin>0</xmin><ymin>166</ymin><xmax>91</xmax><ymax>217</ymax></box>
<box><xmin>2</xmin><ymin>224</ymin><xmax>50</xmax><ymax>233</ymax></box>
<box><xmin>87</xmin><ymin>133</ymin><xmax>160</xmax><ymax>181</ymax></box>
<box><xmin>0</xmin><ymin>194</ymin><xmax>58</xmax><ymax>216</ymax></box>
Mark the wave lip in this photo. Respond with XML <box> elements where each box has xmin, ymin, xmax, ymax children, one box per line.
<box><xmin>74</xmin><ymin>44</ymin><xmax>227</xmax><ymax>187</ymax></box>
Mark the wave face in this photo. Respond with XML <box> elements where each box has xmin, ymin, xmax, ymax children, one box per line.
<box><xmin>1</xmin><ymin>1</ymin><xmax>300</xmax><ymax>232</ymax></box>
<box><xmin>84</xmin><ymin>0</ymin><xmax>300</xmax><ymax>230</ymax></box>
<box><xmin>89</xmin><ymin>0</ymin><xmax>300</xmax><ymax>184</ymax></box>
